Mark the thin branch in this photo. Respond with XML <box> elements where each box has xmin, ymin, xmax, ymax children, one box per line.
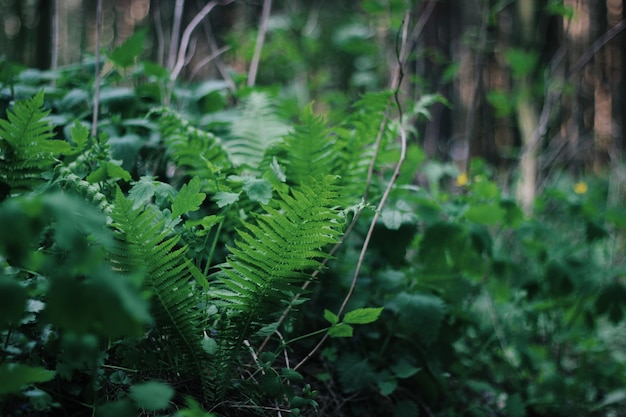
<box><xmin>170</xmin><ymin>0</ymin><xmax>235</xmax><ymax>83</ymax></box>
<box><xmin>167</xmin><ymin>0</ymin><xmax>186</xmax><ymax>71</ymax></box>
<box><xmin>189</xmin><ymin>45</ymin><xmax>232</xmax><ymax>81</ymax></box>
<box><xmin>196</xmin><ymin>0</ymin><xmax>236</xmax><ymax>90</ymax></box>
<box><xmin>247</xmin><ymin>0</ymin><xmax>273</xmax><ymax>87</ymax></box>
<box><xmin>51</xmin><ymin>0</ymin><xmax>59</xmax><ymax>72</ymax></box>
<box><xmin>91</xmin><ymin>0</ymin><xmax>103</xmax><ymax>138</ymax></box>
<box><xmin>294</xmin><ymin>11</ymin><xmax>413</xmax><ymax>372</ymax></box>
<box><xmin>153</xmin><ymin>2</ymin><xmax>166</xmax><ymax>67</ymax></box>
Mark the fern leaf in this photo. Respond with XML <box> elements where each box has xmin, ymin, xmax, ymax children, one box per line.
<box><xmin>151</xmin><ymin>108</ymin><xmax>231</xmax><ymax>182</ymax></box>
<box><xmin>109</xmin><ymin>190</ymin><xmax>210</xmax><ymax>388</ymax></box>
<box><xmin>207</xmin><ymin>175</ymin><xmax>343</xmax><ymax>401</ymax></box>
<box><xmin>0</xmin><ymin>91</ymin><xmax>70</xmax><ymax>193</ymax></box>
<box><xmin>225</xmin><ymin>92</ymin><xmax>291</xmax><ymax>170</ymax></box>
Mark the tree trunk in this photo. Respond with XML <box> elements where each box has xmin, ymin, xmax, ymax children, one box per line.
<box><xmin>515</xmin><ymin>0</ymin><xmax>541</xmax><ymax>213</ymax></box>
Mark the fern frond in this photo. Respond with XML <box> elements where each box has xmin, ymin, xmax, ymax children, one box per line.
<box><xmin>109</xmin><ymin>190</ymin><xmax>210</xmax><ymax>387</ymax></box>
<box><xmin>207</xmin><ymin>175</ymin><xmax>343</xmax><ymax>401</ymax></box>
<box><xmin>281</xmin><ymin>105</ymin><xmax>338</xmax><ymax>186</ymax></box>
<box><xmin>225</xmin><ymin>92</ymin><xmax>291</xmax><ymax>170</ymax></box>
<box><xmin>151</xmin><ymin>108</ymin><xmax>231</xmax><ymax>182</ymax></box>
<box><xmin>0</xmin><ymin>91</ymin><xmax>70</xmax><ymax>193</ymax></box>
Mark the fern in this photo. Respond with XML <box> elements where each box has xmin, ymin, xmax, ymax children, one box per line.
<box><xmin>108</xmin><ymin>189</ymin><xmax>210</xmax><ymax>389</ymax></box>
<box><xmin>225</xmin><ymin>92</ymin><xmax>291</xmax><ymax>171</ymax></box>
<box><xmin>152</xmin><ymin>107</ymin><xmax>231</xmax><ymax>183</ymax></box>
<box><xmin>280</xmin><ymin>105</ymin><xmax>338</xmax><ymax>186</ymax></box>
<box><xmin>207</xmin><ymin>175</ymin><xmax>344</xmax><ymax>401</ymax></box>
<box><xmin>0</xmin><ymin>91</ymin><xmax>70</xmax><ymax>194</ymax></box>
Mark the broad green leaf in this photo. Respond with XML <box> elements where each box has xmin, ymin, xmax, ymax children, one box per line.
<box><xmin>242</xmin><ymin>177</ymin><xmax>273</xmax><ymax>205</ymax></box>
<box><xmin>105</xmin><ymin>161</ymin><xmax>132</xmax><ymax>181</ymax></box>
<box><xmin>390</xmin><ymin>360</ymin><xmax>420</xmax><ymax>379</ymax></box>
<box><xmin>378</xmin><ymin>378</ymin><xmax>398</xmax><ymax>396</ymax></box>
<box><xmin>129</xmin><ymin>177</ymin><xmax>156</xmax><ymax>208</ymax></box>
<box><xmin>172</xmin><ymin>177</ymin><xmax>206</xmax><ymax>218</ymax></box>
<box><xmin>328</xmin><ymin>323</ymin><xmax>354</xmax><ymax>338</ymax></box>
<box><xmin>323</xmin><ymin>309</ymin><xmax>339</xmax><ymax>325</ymax></box>
<box><xmin>464</xmin><ymin>204</ymin><xmax>505</xmax><ymax>225</ymax></box>
<box><xmin>606</xmin><ymin>207</ymin><xmax>626</xmax><ymax>228</ymax></box>
<box><xmin>201</xmin><ymin>336</ymin><xmax>218</xmax><ymax>355</ymax></box>
<box><xmin>0</xmin><ymin>276</ymin><xmax>27</xmax><ymax>328</ymax></box>
<box><xmin>70</xmin><ymin>120</ymin><xmax>89</xmax><ymax>148</ymax></box>
<box><xmin>281</xmin><ymin>368</ymin><xmax>304</xmax><ymax>382</ymax></box>
<box><xmin>215</xmin><ymin>191</ymin><xmax>240</xmax><ymax>207</ymax></box>
<box><xmin>108</xmin><ymin>29</ymin><xmax>147</xmax><ymax>68</ymax></box>
<box><xmin>505</xmin><ymin>48</ymin><xmax>539</xmax><ymax>79</ymax></box>
<box><xmin>0</xmin><ymin>363</ymin><xmax>55</xmax><ymax>394</ymax></box>
<box><xmin>129</xmin><ymin>381</ymin><xmax>174</xmax><ymax>411</ymax></box>
<box><xmin>386</xmin><ymin>292</ymin><xmax>445</xmax><ymax>346</ymax></box>
<box><xmin>343</xmin><ymin>307</ymin><xmax>383</xmax><ymax>324</ymax></box>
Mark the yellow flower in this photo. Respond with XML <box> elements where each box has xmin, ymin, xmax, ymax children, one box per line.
<box><xmin>573</xmin><ymin>181</ymin><xmax>588</xmax><ymax>194</ymax></box>
<box><xmin>456</xmin><ymin>172</ymin><xmax>469</xmax><ymax>186</ymax></box>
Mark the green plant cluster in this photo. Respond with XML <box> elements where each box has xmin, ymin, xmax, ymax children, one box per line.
<box><xmin>1</xmin><ymin>21</ymin><xmax>626</xmax><ymax>417</ymax></box>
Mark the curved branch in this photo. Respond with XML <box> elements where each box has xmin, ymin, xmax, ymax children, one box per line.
<box><xmin>170</xmin><ymin>0</ymin><xmax>235</xmax><ymax>83</ymax></box>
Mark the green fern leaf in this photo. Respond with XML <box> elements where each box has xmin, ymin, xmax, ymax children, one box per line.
<box><xmin>109</xmin><ymin>189</ymin><xmax>210</xmax><ymax>388</ymax></box>
<box><xmin>0</xmin><ymin>91</ymin><xmax>71</xmax><ymax>192</ymax></box>
<box><xmin>225</xmin><ymin>92</ymin><xmax>291</xmax><ymax>170</ymax></box>
<box><xmin>151</xmin><ymin>108</ymin><xmax>231</xmax><ymax>182</ymax></box>
<box><xmin>207</xmin><ymin>176</ymin><xmax>344</xmax><ymax>401</ymax></box>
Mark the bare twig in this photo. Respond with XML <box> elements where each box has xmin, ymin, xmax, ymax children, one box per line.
<box><xmin>51</xmin><ymin>0</ymin><xmax>59</xmax><ymax>73</ymax></box>
<box><xmin>189</xmin><ymin>45</ymin><xmax>232</xmax><ymax>81</ymax></box>
<box><xmin>170</xmin><ymin>0</ymin><xmax>235</xmax><ymax>83</ymax></box>
<box><xmin>247</xmin><ymin>0</ymin><xmax>273</xmax><ymax>87</ymax></box>
<box><xmin>294</xmin><ymin>11</ymin><xmax>413</xmax><ymax>371</ymax></box>
<box><xmin>167</xmin><ymin>0</ymin><xmax>186</xmax><ymax>71</ymax></box>
<box><xmin>91</xmin><ymin>0</ymin><xmax>103</xmax><ymax>138</ymax></box>
<box><xmin>196</xmin><ymin>0</ymin><xmax>236</xmax><ymax>90</ymax></box>
<box><xmin>153</xmin><ymin>3</ymin><xmax>166</xmax><ymax>67</ymax></box>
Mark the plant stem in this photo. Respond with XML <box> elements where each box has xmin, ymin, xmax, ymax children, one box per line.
<box><xmin>247</xmin><ymin>0</ymin><xmax>272</xmax><ymax>87</ymax></box>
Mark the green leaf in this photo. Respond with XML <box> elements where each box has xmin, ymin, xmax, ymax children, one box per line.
<box><xmin>129</xmin><ymin>177</ymin><xmax>156</xmax><ymax>208</ymax></box>
<box><xmin>378</xmin><ymin>379</ymin><xmax>398</xmax><ymax>396</ymax></box>
<box><xmin>464</xmin><ymin>204</ymin><xmax>504</xmax><ymax>225</ymax></box>
<box><xmin>108</xmin><ymin>28</ymin><xmax>147</xmax><ymax>68</ymax></box>
<box><xmin>505</xmin><ymin>48</ymin><xmax>538</xmax><ymax>79</ymax></box>
<box><xmin>172</xmin><ymin>177</ymin><xmax>206</xmax><ymax>218</ymax></box>
<box><xmin>129</xmin><ymin>381</ymin><xmax>174</xmax><ymax>411</ymax></box>
<box><xmin>323</xmin><ymin>309</ymin><xmax>339</xmax><ymax>325</ymax></box>
<box><xmin>343</xmin><ymin>307</ymin><xmax>383</xmax><ymax>324</ymax></box>
<box><xmin>0</xmin><ymin>363</ymin><xmax>56</xmax><ymax>394</ymax></box>
<box><xmin>201</xmin><ymin>336</ymin><xmax>218</xmax><ymax>355</ymax></box>
<box><xmin>328</xmin><ymin>323</ymin><xmax>354</xmax><ymax>338</ymax></box>
<box><xmin>0</xmin><ymin>276</ymin><xmax>27</xmax><ymax>328</ymax></box>
<box><xmin>281</xmin><ymin>368</ymin><xmax>304</xmax><ymax>382</ymax></box>
<box><xmin>70</xmin><ymin>121</ymin><xmax>89</xmax><ymax>148</ymax></box>
<box><xmin>242</xmin><ymin>177</ymin><xmax>273</xmax><ymax>204</ymax></box>
<box><xmin>105</xmin><ymin>161</ymin><xmax>132</xmax><ymax>181</ymax></box>
<box><xmin>390</xmin><ymin>359</ymin><xmax>420</xmax><ymax>379</ymax></box>
<box><xmin>214</xmin><ymin>191</ymin><xmax>240</xmax><ymax>207</ymax></box>
<box><xmin>606</xmin><ymin>207</ymin><xmax>626</xmax><ymax>228</ymax></box>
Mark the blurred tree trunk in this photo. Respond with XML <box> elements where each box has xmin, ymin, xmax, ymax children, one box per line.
<box><xmin>515</xmin><ymin>0</ymin><xmax>541</xmax><ymax>213</ymax></box>
<box><xmin>420</xmin><ymin>0</ymin><xmax>456</xmax><ymax>160</ymax></box>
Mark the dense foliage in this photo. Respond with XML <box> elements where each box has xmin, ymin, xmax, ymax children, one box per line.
<box><xmin>2</xmin><ymin>17</ymin><xmax>626</xmax><ymax>417</ymax></box>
